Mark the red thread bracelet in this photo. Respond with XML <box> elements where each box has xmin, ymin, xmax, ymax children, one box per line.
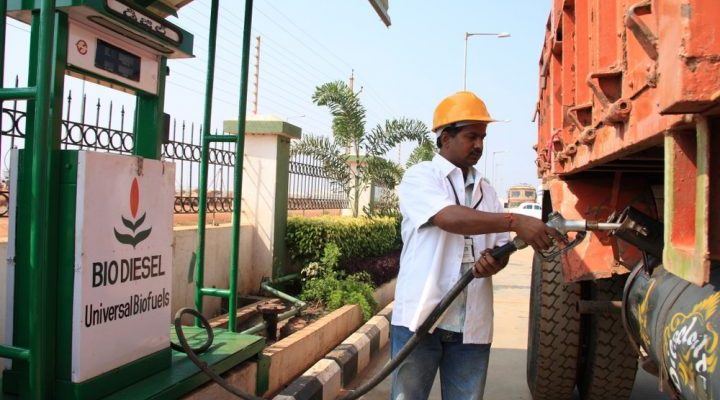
<box><xmin>504</xmin><ymin>213</ymin><xmax>514</xmax><ymax>232</ymax></box>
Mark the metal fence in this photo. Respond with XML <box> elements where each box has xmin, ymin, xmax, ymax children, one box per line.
<box><xmin>0</xmin><ymin>80</ymin><xmax>234</xmax><ymax>217</ymax></box>
<box><xmin>0</xmin><ymin>79</ymin><xmax>348</xmax><ymax>217</ymax></box>
<box><xmin>288</xmin><ymin>154</ymin><xmax>349</xmax><ymax>210</ymax></box>
<box><xmin>371</xmin><ymin>184</ymin><xmax>393</xmax><ymax>206</ymax></box>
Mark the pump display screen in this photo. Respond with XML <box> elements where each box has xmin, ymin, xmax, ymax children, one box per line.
<box><xmin>94</xmin><ymin>40</ymin><xmax>141</xmax><ymax>82</ymax></box>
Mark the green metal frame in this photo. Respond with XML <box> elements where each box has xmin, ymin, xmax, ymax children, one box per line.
<box><xmin>6</xmin><ymin>0</ymin><xmax>194</xmax><ymax>58</ymax></box>
<box><xmin>0</xmin><ymin>2</ymin><xmax>63</xmax><ymax>398</ymax></box>
<box><xmin>1</xmin><ymin>2</ymin><xmax>185</xmax><ymax>398</ymax></box>
<box><xmin>1</xmin><ymin>0</ymin><xmax>265</xmax><ymax>397</ymax></box>
<box><xmin>194</xmin><ymin>0</ymin><xmax>254</xmax><ymax>333</ymax></box>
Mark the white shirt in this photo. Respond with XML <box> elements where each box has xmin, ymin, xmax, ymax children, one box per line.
<box><xmin>392</xmin><ymin>154</ymin><xmax>510</xmax><ymax>344</ymax></box>
<box><xmin>436</xmin><ymin>170</ymin><xmax>475</xmax><ymax>332</ymax></box>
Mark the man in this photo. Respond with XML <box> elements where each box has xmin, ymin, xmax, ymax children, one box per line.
<box><xmin>391</xmin><ymin>91</ymin><xmax>561</xmax><ymax>400</ymax></box>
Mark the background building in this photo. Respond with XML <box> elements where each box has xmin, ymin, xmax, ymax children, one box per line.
<box><xmin>506</xmin><ymin>183</ymin><xmax>537</xmax><ymax>208</ymax></box>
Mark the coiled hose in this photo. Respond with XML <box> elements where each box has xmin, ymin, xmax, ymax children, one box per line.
<box><xmin>172</xmin><ymin>307</ymin><xmax>263</xmax><ymax>400</ymax></box>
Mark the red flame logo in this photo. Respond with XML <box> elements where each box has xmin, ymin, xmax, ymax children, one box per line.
<box><xmin>114</xmin><ymin>177</ymin><xmax>151</xmax><ymax>248</ymax></box>
<box><xmin>130</xmin><ymin>178</ymin><xmax>139</xmax><ymax>218</ymax></box>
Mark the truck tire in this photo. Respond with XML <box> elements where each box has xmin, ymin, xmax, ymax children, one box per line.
<box><xmin>526</xmin><ymin>249</ymin><xmax>581</xmax><ymax>400</ymax></box>
<box><xmin>577</xmin><ymin>276</ymin><xmax>637</xmax><ymax>400</ymax></box>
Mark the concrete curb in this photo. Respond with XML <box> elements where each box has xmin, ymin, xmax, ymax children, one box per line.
<box><xmin>272</xmin><ymin>302</ymin><xmax>393</xmax><ymax>400</ymax></box>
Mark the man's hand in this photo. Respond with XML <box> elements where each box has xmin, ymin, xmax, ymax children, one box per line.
<box><xmin>472</xmin><ymin>248</ymin><xmax>508</xmax><ymax>278</ymax></box>
<box><xmin>512</xmin><ymin>214</ymin><xmax>565</xmax><ymax>252</ymax></box>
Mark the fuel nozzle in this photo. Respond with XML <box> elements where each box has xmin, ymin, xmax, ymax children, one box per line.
<box><xmin>546</xmin><ymin>212</ymin><xmax>622</xmax><ymax>234</ymax></box>
<box><xmin>489</xmin><ymin>212</ymin><xmax>622</xmax><ymax>260</ymax></box>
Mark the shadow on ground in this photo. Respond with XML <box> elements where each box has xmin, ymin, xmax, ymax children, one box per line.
<box><xmin>347</xmin><ymin>346</ymin><xmax>671</xmax><ymax>400</ymax></box>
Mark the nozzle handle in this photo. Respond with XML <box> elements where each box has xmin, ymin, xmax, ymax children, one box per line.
<box><xmin>490</xmin><ymin>239</ymin><xmax>523</xmax><ymax>259</ymax></box>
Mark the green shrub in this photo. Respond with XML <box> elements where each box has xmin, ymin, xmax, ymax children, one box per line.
<box><xmin>300</xmin><ymin>243</ymin><xmax>378</xmax><ymax>321</ymax></box>
<box><xmin>287</xmin><ymin>216</ymin><xmax>398</xmax><ymax>264</ymax></box>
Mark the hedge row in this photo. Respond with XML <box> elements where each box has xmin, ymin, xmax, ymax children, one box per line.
<box><xmin>343</xmin><ymin>249</ymin><xmax>401</xmax><ymax>287</ymax></box>
<box><xmin>286</xmin><ymin>216</ymin><xmax>399</xmax><ymax>264</ymax></box>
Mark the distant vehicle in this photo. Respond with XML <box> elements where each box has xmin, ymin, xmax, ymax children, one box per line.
<box><xmin>506</xmin><ymin>184</ymin><xmax>537</xmax><ymax>208</ymax></box>
<box><xmin>509</xmin><ymin>202</ymin><xmax>541</xmax><ymax>219</ymax></box>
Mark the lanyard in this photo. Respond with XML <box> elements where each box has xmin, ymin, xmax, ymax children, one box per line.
<box><xmin>446</xmin><ymin>176</ymin><xmax>484</xmax><ymax>210</ymax></box>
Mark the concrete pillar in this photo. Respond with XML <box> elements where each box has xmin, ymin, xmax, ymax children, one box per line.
<box><xmin>224</xmin><ymin>117</ymin><xmax>301</xmax><ymax>290</ymax></box>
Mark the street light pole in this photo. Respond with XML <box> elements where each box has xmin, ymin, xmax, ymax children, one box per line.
<box><xmin>491</xmin><ymin>150</ymin><xmax>506</xmax><ymax>186</ymax></box>
<box><xmin>463</xmin><ymin>32</ymin><xmax>510</xmax><ymax>90</ymax></box>
<box><xmin>494</xmin><ymin>162</ymin><xmax>503</xmax><ymax>194</ymax></box>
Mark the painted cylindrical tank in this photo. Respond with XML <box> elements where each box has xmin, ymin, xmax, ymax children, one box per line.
<box><xmin>625</xmin><ymin>265</ymin><xmax>720</xmax><ymax>399</ymax></box>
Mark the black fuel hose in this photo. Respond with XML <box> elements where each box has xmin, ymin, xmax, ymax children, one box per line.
<box><xmin>338</xmin><ymin>241</ymin><xmax>519</xmax><ymax>400</ymax></box>
<box><xmin>172</xmin><ymin>241</ymin><xmax>520</xmax><ymax>400</ymax></box>
<box><xmin>173</xmin><ymin>307</ymin><xmax>263</xmax><ymax>400</ymax></box>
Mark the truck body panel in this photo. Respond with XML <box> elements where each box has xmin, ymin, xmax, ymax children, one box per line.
<box><xmin>537</xmin><ymin>0</ymin><xmax>719</xmax><ymax>285</ymax></box>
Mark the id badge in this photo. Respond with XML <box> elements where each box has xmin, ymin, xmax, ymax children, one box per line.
<box><xmin>462</xmin><ymin>237</ymin><xmax>475</xmax><ymax>263</ymax></box>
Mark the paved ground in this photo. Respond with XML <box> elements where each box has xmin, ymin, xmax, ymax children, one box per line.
<box><xmin>347</xmin><ymin>247</ymin><xmax>672</xmax><ymax>400</ymax></box>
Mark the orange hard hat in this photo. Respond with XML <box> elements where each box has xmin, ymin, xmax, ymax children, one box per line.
<box><xmin>432</xmin><ymin>91</ymin><xmax>496</xmax><ymax>133</ymax></box>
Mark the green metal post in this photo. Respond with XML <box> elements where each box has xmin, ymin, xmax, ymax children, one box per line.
<box><xmin>28</xmin><ymin>0</ymin><xmax>57</xmax><ymax>397</ymax></box>
<box><xmin>228</xmin><ymin>0</ymin><xmax>255</xmax><ymax>333</ymax></box>
<box><xmin>194</xmin><ymin>0</ymin><xmax>220</xmax><ymax>326</ymax></box>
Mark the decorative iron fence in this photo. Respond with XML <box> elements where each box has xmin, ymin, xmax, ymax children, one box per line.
<box><xmin>0</xmin><ymin>78</ymin><xmax>234</xmax><ymax>217</ymax></box>
<box><xmin>288</xmin><ymin>154</ymin><xmax>349</xmax><ymax>210</ymax></box>
<box><xmin>371</xmin><ymin>184</ymin><xmax>393</xmax><ymax>206</ymax></box>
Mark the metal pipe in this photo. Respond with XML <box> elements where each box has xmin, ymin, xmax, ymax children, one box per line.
<box><xmin>261</xmin><ymin>281</ymin><xmax>306</xmax><ymax>309</ymax></box>
<box><xmin>269</xmin><ymin>273</ymin><xmax>301</xmax><ymax>285</ymax></box>
<box><xmin>194</xmin><ymin>0</ymin><xmax>220</xmax><ymax>326</ymax></box>
<box><xmin>258</xmin><ymin>304</ymin><xmax>285</xmax><ymax>341</ymax></box>
<box><xmin>28</xmin><ymin>0</ymin><xmax>56</xmax><ymax>397</ymax></box>
<box><xmin>0</xmin><ymin>344</ymin><xmax>30</xmax><ymax>361</ymax></box>
<box><xmin>238</xmin><ymin>276</ymin><xmax>305</xmax><ymax>336</ymax></box>
<box><xmin>228</xmin><ymin>0</ymin><xmax>255</xmax><ymax>333</ymax></box>
<box><xmin>199</xmin><ymin>287</ymin><xmax>230</xmax><ymax>299</ymax></box>
<box><xmin>463</xmin><ymin>32</ymin><xmax>468</xmax><ymax>90</ymax></box>
<box><xmin>546</xmin><ymin>212</ymin><xmax>622</xmax><ymax>235</ymax></box>
<box><xmin>593</xmin><ymin>222</ymin><xmax>622</xmax><ymax>231</ymax></box>
<box><xmin>239</xmin><ymin>308</ymin><xmax>300</xmax><ymax>336</ymax></box>
<box><xmin>204</xmin><ymin>134</ymin><xmax>236</xmax><ymax>143</ymax></box>
<box><xmin>0</xmin><ymin>87</ymin><xmax>36</xmax><ymax>100</ymax></box>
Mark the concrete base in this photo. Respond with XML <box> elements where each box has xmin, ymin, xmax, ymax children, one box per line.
<box><xmin>373</xmin><ymin>279</ymin><xmax>396</xmax><ymax>310</ymax></box>
<box><xmin>262</xmin><ymin>305</ymin><xmax>363</xmax><ymax>397</ymax></box>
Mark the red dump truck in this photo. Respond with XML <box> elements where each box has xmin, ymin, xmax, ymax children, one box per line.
<box><xmin>528</xmin><ymin>1</ymin><xmax>719</xmax><ymax>399</ymax></box>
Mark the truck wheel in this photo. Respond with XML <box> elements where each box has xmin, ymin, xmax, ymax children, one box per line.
<box><xmin>577</xmin><ymin>276</ymin><xmax>637</xmax><ymax>400</ymax></box>
<box><xmin>526</xmin><ymin>249</ymin><xmax>581</xmax><ymax>400</ymax></box>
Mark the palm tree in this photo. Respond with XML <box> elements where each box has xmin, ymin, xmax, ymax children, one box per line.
<box><xmin>292</xmin><ymin>81</ymin><xmax>432</xmax><ymax>217</ymax></box>
<box><xmin>405</xmin><ymin>139</ymin><xmax>437</xmax><ymax>168</ymax></box>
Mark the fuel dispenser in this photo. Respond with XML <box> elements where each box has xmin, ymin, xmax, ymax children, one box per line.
<box><xmin>0</xmin><ymin>1</ymin><xmax>264</xmax><ymax>398</ymax></box>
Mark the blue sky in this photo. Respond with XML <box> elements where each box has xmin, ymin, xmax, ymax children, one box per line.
<box><xmin>3</xmin><ymin>0</ymin><xmax>551</xmax><ymax>197</ymax></box>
